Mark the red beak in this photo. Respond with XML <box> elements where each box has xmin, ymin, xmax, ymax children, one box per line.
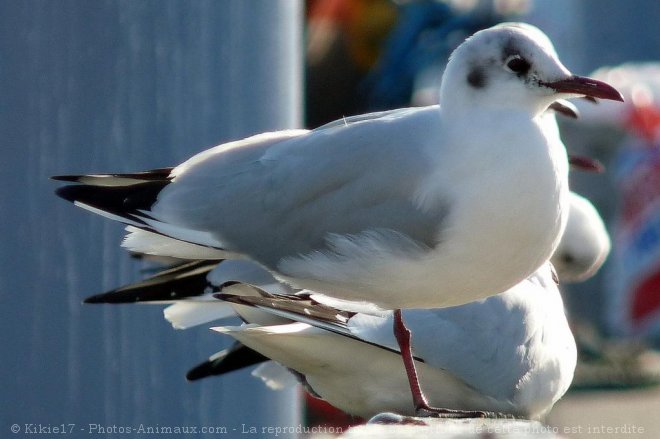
<box><xmin>568</xmin><ymin>154</ymin><xmax>605</xmax><ymax>173</ymax></box>
<box><xmin>543</xmin><ymin>75</ymin><xmax>624</xmax><ymax>102</ymax></box>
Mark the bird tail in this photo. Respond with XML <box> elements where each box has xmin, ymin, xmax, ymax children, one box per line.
<box><xmin>53</xmin><ymin>168</ymin><xmax>173</xmax><ymax>226</ymax></box>
<box><xmin>84</xmin><ymin>259</ymin><xmax>218</xmax><ymax>304</ymax></box>
<box><xmin>53</xmin><ymin>169</ymin><xmax>230</xmax><ymax>259</ymax></box>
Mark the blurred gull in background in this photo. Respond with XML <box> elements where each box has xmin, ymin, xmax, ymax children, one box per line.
<box><xmin>551</xmin><ymin>192</ymin><xmax>611</xmax><ymax>283</ymax></box>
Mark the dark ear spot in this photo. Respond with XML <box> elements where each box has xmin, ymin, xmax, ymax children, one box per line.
<box><xmin>467</xmin><ymin>67</ymin><xmax>486</xmax><ymax>89</ymax></box>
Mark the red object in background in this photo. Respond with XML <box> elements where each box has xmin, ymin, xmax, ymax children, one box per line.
<box><xmin>614</xmin><ymin>145</ymin><xmax>660</xmax><ymax>331</ymax></box>
<box><xmin>631</xmin><ymin>265</ymin><xmax>660</xmax><ymax>323</ymax></box>
<box><xmin>303</xmin><ymin>390</ymin><xmax>364</xmax><ymax>431</ymax></box>
<box><xmin>623</xmin><ymin>103</ymin><xmax>660</xmax><ymax>329</ymax></box>
<box><xmin>610</xmin><ymin>94</ymin><xmax>660</xmax><ymax>334</ymax></box>
<box><xmin>307</xmin><ymin>0</ymin><xmax>352</xmax><ymax>24</ymax></box>
<box><xmin>626</xmin><ymin>103</ymin><xmax>660</xmax><ymax>143</ymax></box>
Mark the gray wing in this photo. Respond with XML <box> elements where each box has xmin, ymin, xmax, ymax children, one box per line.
<box><xmin>340</xmin><ymin>267</ymin><xmax>564</xmax><ymax>401</ymax></box>
<box><xmin>402</xmin><ymin>298</ymin><xmax>532</xmax><ymax>401</ymax></box>
<box><xmin>344</xmin><ymin>303</ymin><xmax>531</xmax><ymax>402</ymax></box>
<box><xmin>314</xmin><ymin>108</ymin><xmax>413</xmax><ymax>131</ymax></box>
<box><xmin>215</xmin><ymin>271</ymin><xmax>558</xmax><ymax>402</ymax></box>
<box><xmin>216</xmin><ymin>288</ymin><xmax>414</xmax><ymax>359</ymax></box>
<box><xmin>152</xmin><ymin>106</ymin><xmax>447</xmax><ymax>269</ymax></box>
<box><xmin>401</xmin><ymin>272</ymin><xmax>562</xmax><ymax>401</ymax></box>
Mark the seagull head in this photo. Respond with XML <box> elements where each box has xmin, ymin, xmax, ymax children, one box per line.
<box><xmin>440</xmin><ymin>23</ymin><xmax>623</xmax><ymax>116</ymax></box>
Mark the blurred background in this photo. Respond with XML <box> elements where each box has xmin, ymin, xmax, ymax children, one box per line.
<box><xmin>2</xmin><ymin>0</ymin><xmax>660</xmax><ymax>437</ymax></box>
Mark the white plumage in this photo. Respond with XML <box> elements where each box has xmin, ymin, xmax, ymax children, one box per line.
<box><xmin>54</xmin><ymin>22</ymin><xmax>622</xmax><ymax>417</ymax></box>
<box><xmin>212</xmin><ymin>263</ymin><xmax>576</xmax><ymax>420</ymax></box>
<box><xmin>80</xmin><ymin>188</ymin><xmax>609</xmax><ymax>418</ymax></box>
<box><xmin>55</xmin><ymin>23</ymin><xmax>622</xmax><ymax>311</ymax></box>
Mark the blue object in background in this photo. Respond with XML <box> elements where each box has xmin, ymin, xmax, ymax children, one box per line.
<box><xmin>361</xmin><ymin>1</ymin><xmax>498</xmax><ymax>111</ymax></box>
<box><xmin>1</xmin><ymin>1</ymin><xmax>301</xmax><ymax>437</ymax></box>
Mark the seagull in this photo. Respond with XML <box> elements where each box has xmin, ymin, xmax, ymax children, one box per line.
<box><xmin>87</xmin><ymin>256</ymin><xmax>577</xmax><ymax>419</ymax></box>
<box><xmin>551</xmin><ymin>192</ymin><xmax>611</xmax><ymax>283</ymax></box>
<box><xmin>53</xmin><ymin>23</ymin><xmax>622</xmax><ymax>415</ymax></box>
<box><xmin>209</xmin><ymin>261</ymin><xmax>576</xmax><ymax>420</ymax></box>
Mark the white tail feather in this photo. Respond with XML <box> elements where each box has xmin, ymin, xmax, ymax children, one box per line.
<box><xmin>75</xmin><ymin>175</ymin><xmax>166</xmax><ymax>187</ymax></box>
<box><xmin>163</xmin><ymin>302</ymin><xmax>234</xmax><ymax>329</ymax></box>
<box><xmin>74</xmin><ymin>202</ymin><xmax>143</xmax><ymax>227</ymax></box>
<box><xmin>138</xmin><ymin>216</ymin><xmax>228</xmax><ymax>249</ymax></box>
<box><xmin>251</xmin><ymin>362</ymin><xmax>298</xmax><ymax>390</ymax></box>
<box><xmin>122</xmin><ymin>226</ymin><xmax>232</xmax><ymax>259</ymax></box>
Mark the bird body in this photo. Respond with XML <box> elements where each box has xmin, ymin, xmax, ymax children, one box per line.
<box><xmin>54</xmin><ymin>22</ymin><xmax>623</xmax><ymax>417</ymax></box>
<box><xmin>59</xmin><ymin>98</ymin><xmax>568</xmax><ymax>310</ymax></box>
<box><xmin>55</xmin><ymin>23</ymin><xmax>621</xmax><ymax>312</ymax></box>
<box><xmin>86</xmin><ymin>188</ymin><xmax>609</xmax><ymax>329</ymax></box>
<box><xmin>214</xmin><ymin>263</ymin><xmax>576</xmax><ymax>419</ymax></box>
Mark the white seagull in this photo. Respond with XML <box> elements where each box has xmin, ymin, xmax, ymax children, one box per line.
<box><xmin>86</xmin><ymin>257</ymin><xmax>576</xmax><ymax>419</ymax></box>
<box><xmin>54</xmin><ymin>23</ymin><xmax>622</xmax><ymax>415</ymax></box>
<box><xmin>210</xmin><ymin>262</ymin><xmax>576</xmax><ymax>420</ymax></box>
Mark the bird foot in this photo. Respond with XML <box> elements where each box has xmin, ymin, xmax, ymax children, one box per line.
<box><xmin>368</xmin><ymin>412</ymin><xmax>428</xmax><ymax>426</ymax></box>
<box><xmin>417</xmin><ymin>405</ymin><xmax>520</xmax><ymax>419</ymax></box>
<box><xmin>415</xmin><ymin>404</ymin><xmax>487</xmax><ymax>419</ymax></box>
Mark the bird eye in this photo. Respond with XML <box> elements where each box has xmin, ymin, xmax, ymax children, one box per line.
<box><xmin>505</xmin><ymin>55</ymin><xmax>531</xmax><ymax>75</ymax></box>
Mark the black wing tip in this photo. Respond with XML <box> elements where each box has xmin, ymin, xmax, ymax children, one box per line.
<box><xmin>186</xmin><ymin>362</ymin><xmax>215</xmax><ymax>381</ymax></box>
<box><xmin>83</xmin><ymin>292</ymin><xmax>133</xmax><ymax>304</ymax></box>
<box><xmin>83</xmin><ymin>287</ymin><xmax>150</xmax><ymax>303</ymax></box>
<box><xmin>54</xmin><ymin>185</ymin><xmax>84</xmax><ymax>203</ymax></box>
<box><xmin>51</xmin><ymin>174</ymin><xmax>84</xmax><ymax>182</ymax></box>
<box><xmin>84</xmin><ymin>260</ymin><xmax>218</xmax><ymax>305</ymax></box>
<box><xmin>52</xmin><ymin>168</ymin><xmax>174</xmax><ymax>182</ymax></box>
<box><xmin>186</xmin><ymin>344</ymin><xmax>270</xmax><ymax>381</ymax></box>
<box><xmin>82</xmin><ymin>289</ymin><xmax>180</xmax><ymax>304</ymax></box>
<box><xmin>83</xmin><ymin>295</ymin><xmax>102</xmax><ymax>304</ymax></box>
<box><xmin>54</xmin><ymin>178</ymin><xmax>170</xmax><ymax>221</ymax></box>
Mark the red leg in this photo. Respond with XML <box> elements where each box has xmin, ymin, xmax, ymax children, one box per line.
<box><xmin>393</xmin><ymin>309</ymin><xmax>487</xmax><ymax>418</ymax></box>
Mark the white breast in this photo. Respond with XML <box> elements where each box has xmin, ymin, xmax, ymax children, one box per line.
<box><xmin>386</xmin><ymin>111</ymin><xmax>569</xmax><ymax>308</ymax></box>
<box><xmin>276</xmin><ymin>110</ymin><xmax>569</xmax><ymax>310</ymax></box>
